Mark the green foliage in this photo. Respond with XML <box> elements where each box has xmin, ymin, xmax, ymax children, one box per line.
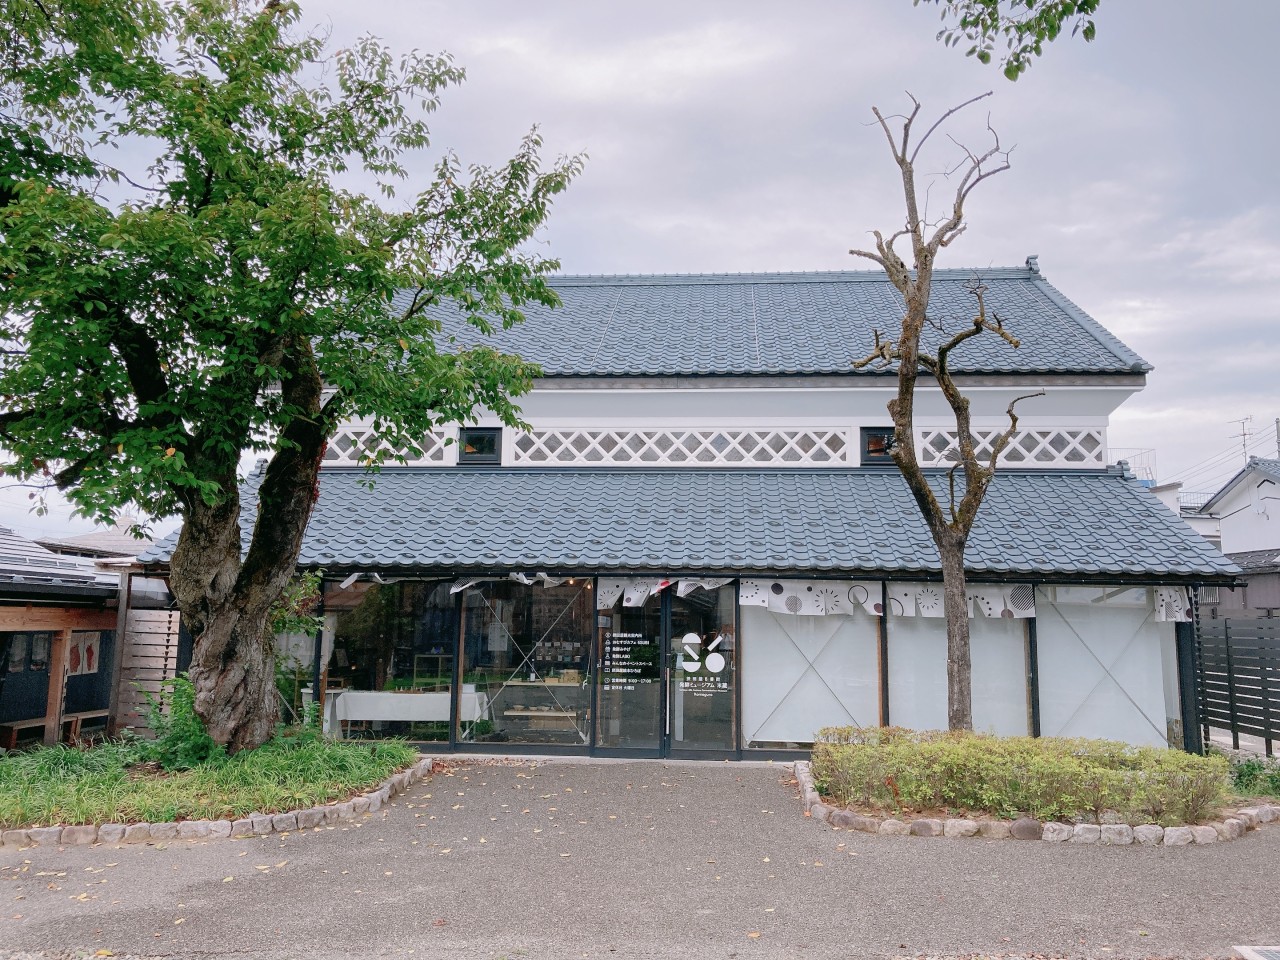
<box><xmin>1229</xmin><ymin>754</ymin><xmax>1280</xmax><ymax>799</ymax></box>
<box><xmin>0</xmin><ymin>0</ymin><xmax>583</xmax><ymax>522</ymax></box>
<box><xmin>811</xmin><ymin>727</ymin><xmax>1229</xmax><ymax>825</ymax></box>
<box><xmin>141</xmin><ymin>675</ymin><xmax>225</xmax><ymax>771</ymax></box>
<box><xmin>269</xmin><ymin>571</ymin><xmax>323</xmax><ymax>637</ymax></box>
<box><xmin>0</xmin><ymin>730</ymin><xmax>418</xmax><ymax>828</ymax></box>
<box><xmin>915</xmin><ymin>0</ymin><xmax>1100</xmax><ymax>79</ymax></box>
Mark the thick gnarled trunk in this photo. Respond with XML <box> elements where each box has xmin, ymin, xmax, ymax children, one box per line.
<box><xmin>166</xmin><ymin>344</ymin><xmax>328</xmax><ymax>752</ymax></box>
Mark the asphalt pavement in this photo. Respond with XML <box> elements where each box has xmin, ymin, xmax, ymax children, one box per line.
<box><xmin>1</xmin><ymin>757</ymin><xmax>1276</xmax><ymax>959</ymax></box>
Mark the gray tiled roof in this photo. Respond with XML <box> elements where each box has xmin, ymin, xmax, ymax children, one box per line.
<box><xmin>1226</xmin><ymin>549</ymin><xmax>1280</xmax><ymax>575</ymax></box>
<box><xmin>392</xmin><ymin>267</ymin><xmax>1150</xmax><ymax>377</ymax></box>
<box><xmin>0</xmin><ymin>526</ymin><xmax>117</xmax><ymax>593</ymax></box>
<box><xmin>142</xmin><ymin>467</ymin><xmax>1236</xmax><ymax>582</ymax></box>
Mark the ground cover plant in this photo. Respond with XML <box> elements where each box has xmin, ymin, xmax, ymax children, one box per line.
<box><xmin>1228</xmin><ymin>753</ymin><xmax>1280</xmax><ymax>800</ymax></box>
<box><xmin>0</xmin><ymin>734</ymin><xmax>417</xmax><ymax>829</ymax></box>
<box><xmin>0</xmin><ymin>678</ymin><xmax>418</xmax><ymax>828</ymax></box>
<box><xmin>810</xmin><ymin>726</ymin><xmax>1229</xmax><ymax>826</ymax></box>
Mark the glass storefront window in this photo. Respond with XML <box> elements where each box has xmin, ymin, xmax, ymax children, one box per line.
<box><xmin>323</xmin><ymin>580</ymin><xmax>458</xmax><ymax>741</ymax></box>
<box><xmin>458</xmin><ymin>580</ymin><xmax>594</xmax><ymax>745</ymax></box>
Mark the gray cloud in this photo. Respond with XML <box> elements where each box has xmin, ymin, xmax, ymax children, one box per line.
<box><xmin>5</xmin><ymin>0</ymin><xmax>1277</xmax><ymax>535</ymax></box>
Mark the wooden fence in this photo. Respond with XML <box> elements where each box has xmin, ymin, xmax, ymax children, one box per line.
<box><xmin>112</xmin><ymin>609</ymin><xmax>183</xmax><ymax>733</ymax></box>
<box><xmin>1200</xmin><ymin>618</ymin><xmax>1278</xmax><ymax>757</ymax></box>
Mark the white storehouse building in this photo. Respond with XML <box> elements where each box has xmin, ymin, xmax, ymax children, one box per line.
<box><xmin>143</xmin><ymin>260</ymin><xmax>1239</xmax><ymax>758</ymax></box>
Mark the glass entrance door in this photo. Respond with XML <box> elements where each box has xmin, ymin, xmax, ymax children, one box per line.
<box><xmin>594</xmin><ymin>581</ymin><xmax>737</xmax><ymax>757</ymax></box>
<box><xmin>668</xmin><ymin>587</ymin><xmax>736</xmax><ymax>755</ymax></box>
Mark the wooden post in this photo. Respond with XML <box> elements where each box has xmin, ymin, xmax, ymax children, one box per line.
<box><xmin>107</xmin><ymin>570</ymin><xmax>134</xmax><ymax>736</ymax></box>
<box><xmin>43</xmin><ymin>628</ymin><xmax>72</xmax><ymax>746</ymax></box>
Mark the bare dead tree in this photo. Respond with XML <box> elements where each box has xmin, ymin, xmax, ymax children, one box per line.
<box><xmin>850</xmin><ymin>92</ymin><xmax>1042</xmax><ymax>731</ymax></box>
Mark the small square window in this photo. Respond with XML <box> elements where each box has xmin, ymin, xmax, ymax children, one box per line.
<box><xmin>458</xmin><ymin>427</ymin><xmax>501</xmax><ymax>465</ymax></box>
<box><xmin>860</xmin><ymin>427</ymin><xmax>896</xmax><ymax>465</ymax></box>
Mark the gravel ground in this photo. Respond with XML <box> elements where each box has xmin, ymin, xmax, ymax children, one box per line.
<box><xmin>1</xmin><ymin>757</ymin><xmax>1276</xmax><ymax>960</ymax></box>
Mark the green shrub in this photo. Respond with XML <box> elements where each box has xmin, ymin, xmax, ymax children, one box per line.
<box><xmin>810</xmin><ymin>728</ymin><xmax>1229</xmax><ymax>825</ymax></box>
<box><xmin>141</xmin><ymin>675</ymin><xmax>225</xmax><ymax>771</ymax></box>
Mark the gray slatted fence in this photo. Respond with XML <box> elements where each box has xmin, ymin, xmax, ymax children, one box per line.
<box><xmin>1200</xmin><ymin>618</ymin><xmax>1278</xmax><ymax>756</ymax></box>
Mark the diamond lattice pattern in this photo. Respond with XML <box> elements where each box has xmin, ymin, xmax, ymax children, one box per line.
<box><xmin>512</xmin><ymin>429</ymin><xmax>849</xmax><ymax>466</ymax></box>
<box><xmin>324</xmin><ymin>426</ymin><xmax>449</xmax><ymax>466</ymax></box>
<box><xmin>917</xmin><ymin>428</ymin><xmax>1104</xmax><ymax>468</ymax></box>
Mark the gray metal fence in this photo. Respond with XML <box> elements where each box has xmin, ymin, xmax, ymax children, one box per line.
<box><xmin>1200</xmin><ymin>618</ymin><xmax>1279</xmax><ymax>756</ymax></box>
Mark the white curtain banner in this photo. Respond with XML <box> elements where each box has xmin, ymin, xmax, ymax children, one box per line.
<box><xmin>622</xmin><ymin>579</ymin><xmax>662</xmax><ymax>607</ymax></box>
<box><xmin>676</xmin><ymin>578</ymin><xmax>733</xmax><ymax>597</ymax></box>
<box><xmin>1154</xmin><ymin>586</ymin><xmax>1192</xmax><ymax>622</ymax></box>
<box><xmin>739</xmin><ymin>579</ymin><xmax>883</xmax><ymax>617</ymax></box>
<box><xmin>883</xmin><ymin>583</ymin><xmax>915</xmax><ymax>617</ymax></box>
<box><xmin>596</xmin><ymin>579</ymin><xmax>627</xmax><ymax>609</ymax></box>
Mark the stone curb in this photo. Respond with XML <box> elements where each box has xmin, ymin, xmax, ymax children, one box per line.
<box><xmin>0</xmin><ymin>756</ymin><xmax>434</xmax><ymax>852</ymax></box>
<box><xmin>791</xmin><ymin>759</ymin><xmax>1279</xmax><ymax>847</ymax></box>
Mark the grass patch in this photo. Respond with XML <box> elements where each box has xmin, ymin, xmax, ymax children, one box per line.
<box><xmin>811</xmin><ymin>726</ymin><xmax>1229</xmax><ymax>826</ymax></box>
<box><xmin>0</xmin><ymin>731</ymin><xmax>419</xmax><ymax>828</ymax></box>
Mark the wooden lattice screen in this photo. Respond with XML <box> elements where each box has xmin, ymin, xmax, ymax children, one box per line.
<box><xmin>113</xmin><ymin>609</ymin><xmax>182</xmax><ymax>733</ymax></box>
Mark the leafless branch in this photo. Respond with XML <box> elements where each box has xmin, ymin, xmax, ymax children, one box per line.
<box><xmin>985</xmin><ymin>390</ymin><xmax>1047</xmax><ymax>472</ymax></box>
<box><xmin>909</xmin><ymin>91</ymin><xmax>993</xmax><ymax>166</ymax></box>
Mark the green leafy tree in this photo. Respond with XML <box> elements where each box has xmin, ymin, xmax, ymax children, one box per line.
<box><xmin>0</xmin><ymin>0</ymin><xmax>583</xmax><ymax>751</ymax></box>
<box><xmin>916</xmin><ymin>0</ymin><xmax>1100</xmax><ymax>79</ymax></box>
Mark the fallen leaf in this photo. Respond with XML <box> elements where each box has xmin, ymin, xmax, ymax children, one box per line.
<box><xmin>222</xmin><ymin>877</ymin><xmax>233</xmax><ymax>883</ymax></box>
<box><xmin>174</xmin><ymin>918</ymin><xmax>185</xmax><ymax>925</ymax></box>
<box><xmin>748</xmin><ymin>932</ymin><xmax>762</xmax><ymax>939</ymax></box>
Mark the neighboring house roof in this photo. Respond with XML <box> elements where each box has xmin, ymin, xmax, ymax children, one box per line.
<box><xmin>0</xmin><ymin>526</ymin><xmax>117</xmax><ymax>600</ymax></box>
<box><xmin>142</xmin><ymin>466</ymin><xmax>1236</xmax><ymax>583</ymax></box>
<box><xmin>35</xmin><ymin>525</ymin><xmax>151</xmax><ymax>559</ymax></box>
<box><xmin>392</xmin><ymin>265</ymin><xmax>1151</xmax><ymax>378</ymax></box>
<box><xmin>1199</xmin><ymin>457</ymin><xmax>1280</xmax><ymax>514</ymax></box>
<box><xmin>1226</xmin><ymin>548</ymin><xmax>1280</xmax><ymax>575</ymax></box>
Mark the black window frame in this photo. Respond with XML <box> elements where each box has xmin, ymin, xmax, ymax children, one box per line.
<box><xmin>859</xmin><ymin>427</ymin><xmax>896</xmax><ymax>466</ymax></box>
<box><xmin>458</xmin><ymin>427</ymin><xmax>502</xmax><ymax>465</ymax></box>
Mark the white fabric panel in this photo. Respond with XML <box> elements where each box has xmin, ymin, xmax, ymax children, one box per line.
<box><xmin>970</xmin><ymin>616</ymin><xmax>1029</xmax><ymax>736</ymax></box>
<box><xmin>740</xmin><ymin>579</ymin><xmax>883</xmax><ymax>617</ymax></box>
<box><xmin>740</xmin><ymin>606</ymin><xmax>879</xmax><ymax>745</ymax></box>
<box><xmin>886</xmin><ymin>615</ymin><xmax>948</xmax><ymax>730</ymax></box>
<box><xmin>887</xmin><ymin>614</ymin><xmax>1030</xmax><ymax>734</ymax></box>
<box><xmin>1035</xmin><ymin>587</ymin><xmax>1173</xmax><ymax>747</ymax></box>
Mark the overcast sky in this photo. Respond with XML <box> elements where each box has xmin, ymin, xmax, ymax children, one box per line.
<box><xmin>5</xmin><ymin>0</ymin><xmax>1279</xmax><ymax>539</ymax></box>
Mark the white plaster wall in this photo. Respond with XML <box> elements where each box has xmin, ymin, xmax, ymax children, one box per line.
<box><xmin>511</xmin><ymin>381</ymin><xmax>1134</xmax><ymax>424</ymax></box>
<box><xmin>1215</xmin><ymin>477</ymin><xmax>1280</xmax><ymax>553</ymax></box>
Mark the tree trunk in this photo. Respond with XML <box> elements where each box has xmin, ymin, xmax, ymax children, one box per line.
<box><xmin>166</xmin><ymin>343</ymin><xmax>328</xmax><ymax>752</ymax></box>
<box><xmin>938</xmin><ymin>528</ymin><xmax>973</xmax><ymax>731</ymax></box>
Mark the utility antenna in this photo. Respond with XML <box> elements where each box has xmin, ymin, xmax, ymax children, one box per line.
<box><xmin>1228</xmin><ymin>415</ymin><xmax>1253</xmax><ymax>463</ymax></box>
